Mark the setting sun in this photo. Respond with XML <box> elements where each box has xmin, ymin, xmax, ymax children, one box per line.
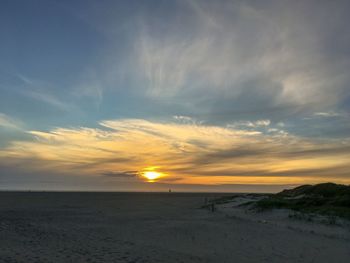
<box><xmin>140</xmin><ymin>167</ymin><xmax>166</xmax><ymax>182</ymax></box>
<box><xmin>143</xmin><ymin>171</ymin><xmax>162</xmax><ymax>181</ymax></box>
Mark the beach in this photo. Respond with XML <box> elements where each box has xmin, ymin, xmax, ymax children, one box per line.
<box><xmin>0</xmin><ymin>192</ymin><xmax>349</xmax><ymax>263</ymax></box>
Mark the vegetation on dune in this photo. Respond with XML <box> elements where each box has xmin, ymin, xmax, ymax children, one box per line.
<box><xmin>255</xmin><ymin>183</ymin><xmax>350</xmax><ymax>219</ymax></box>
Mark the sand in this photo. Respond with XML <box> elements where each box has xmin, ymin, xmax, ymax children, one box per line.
<box><xmin>0</xmin><ymin>192</ymin><xmax>349</xmax><ymax>263</ymax></box>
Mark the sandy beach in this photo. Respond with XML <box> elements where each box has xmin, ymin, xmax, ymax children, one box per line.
<box><xmin>0</xmin><ymin>192</ymin><xmax>349</xmax><ymax>263</ymax></box>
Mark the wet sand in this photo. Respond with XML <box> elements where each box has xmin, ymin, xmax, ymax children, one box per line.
<box><xmin>0</xmin><ymin>192</ymin><xmax>349</xmax><ymax>262</ymax></box>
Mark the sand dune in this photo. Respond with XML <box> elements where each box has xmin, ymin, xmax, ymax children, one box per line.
<box><xmin>0</xmin><ymin>192</ymin><xmax>349</xmax><ymax>262</ymax></box>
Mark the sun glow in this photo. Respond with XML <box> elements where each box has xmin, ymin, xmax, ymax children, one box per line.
<box><xmin>140</xmin><ymin>167</ymin><xmax>165</xmax><ymax>182</ymax></box>
<box><xmin>143</xmin><ymin>171</ymin><xmax>161</xmax><ymax>180</ymax></box>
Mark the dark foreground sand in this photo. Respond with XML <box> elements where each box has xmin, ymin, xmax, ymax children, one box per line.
<box><xmin>0</xmin><ymin>192</ymin><xmax>349</xmax><ymax>263</ymax></box>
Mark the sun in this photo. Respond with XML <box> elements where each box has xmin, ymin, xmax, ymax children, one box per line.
<box><xmin>143</xmin><ymin>171</ymin><xmax>162</xmax><ymax>181</ymax></box>
<box><xmin>140</xmin><ymin>167</ymin><xmax>165</xmax><ymax>182</ymax></box>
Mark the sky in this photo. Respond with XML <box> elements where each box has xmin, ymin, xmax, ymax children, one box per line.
<box><xmin>0</xmin><ymin>0</ymin><xmax>350</xmax><ymax>192</ymax></box>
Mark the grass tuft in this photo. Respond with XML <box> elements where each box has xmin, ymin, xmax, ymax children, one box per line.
<box><xmin>255</xmin><ymin>183</ymin><xmax>350</xmax><ymax>220</ymax></box>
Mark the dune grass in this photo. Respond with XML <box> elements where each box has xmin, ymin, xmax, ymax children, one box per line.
<box><xmin>255</xmin><ymin>183</ymin><xmax>350</xmax><ymax>220</ymax></box>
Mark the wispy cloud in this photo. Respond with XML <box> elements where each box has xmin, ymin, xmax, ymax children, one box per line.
<box><xmin>101</xmin><ymin>170</ymin><xmax>138</xmax><ymax>179</ymax></box>
<box><xmin>132</xmin><ymin>0</ymin><xmax>350</xmax><ymax>120</ymax></box>
<box><xmin>24</xmin><ymin>90</ymin><xmax>71</xmax><ymax>111</ymax></box>
<box><xmin>0</xmin><ymin>113</ymin><xmax>22</xmax><ymax>130</ymax></box>
<box><xmin>314</xmin><ymin>112</ymin><xmax>342</xmax><ymax>118</ymax></box>
<box><xmin>228</xmin><ymin>119</ymin><xmax>271</xmax><ymax>129</ymax></box>
<box><xmin>1</xmin><ymin>118</ymin><xmax>349</xmax><ymax>186</ymax></box>
<box><xmin>17</xmin><ymin>74</ymin><xmax>72</xmax><ymax>111</ymax></box>
<box><xmin>173</xmin><ymin>115</ymin><xmax>202</xmax><ymax>125</ymax></box>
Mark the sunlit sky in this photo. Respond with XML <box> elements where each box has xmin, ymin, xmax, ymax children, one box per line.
<box><xmin>0</xmin><ymin>0</ymin><xmax>350</xmax><ymax>192</ymax></box>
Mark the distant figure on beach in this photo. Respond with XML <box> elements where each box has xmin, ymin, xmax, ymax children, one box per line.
<box><xmin>211</xmin><ymin>203</ymin><xmax>215</xmax><ymax>212</ymax></box>
<box><xmin>168</xmin><ymin>189</ymin><xmax>172</xmax><ymax>193</ymax></box>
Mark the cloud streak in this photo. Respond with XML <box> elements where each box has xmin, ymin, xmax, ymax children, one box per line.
<box><xmin>131</xmin><ymin>0</ymin><xmax>350</xmax><ymax>121</ymax></box>
<box><xmin>0</xmin><ymin>113</ymin><xmax>22</xmax><ymax>130</ymax></box>
<box><xmin>17</xmin><ymin>74</ymin><xmax>72</xmax><ymax>111</ymax></box>
<box><xmin>1</xmin><ymin>118</ymin><xmax>349</xmax><ymax>187</ymax></box>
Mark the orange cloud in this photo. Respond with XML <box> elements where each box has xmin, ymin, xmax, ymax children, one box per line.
<box><xmin>1</xmin><ymin>119</ymin><xmax>350</xmax><ymax>185</ymax></box>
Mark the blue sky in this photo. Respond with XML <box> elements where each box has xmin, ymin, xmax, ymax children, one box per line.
<box><xmin>0</xmin><ymin>0</ymin><xmax>350</xmax><ymax>192</ymax></box>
